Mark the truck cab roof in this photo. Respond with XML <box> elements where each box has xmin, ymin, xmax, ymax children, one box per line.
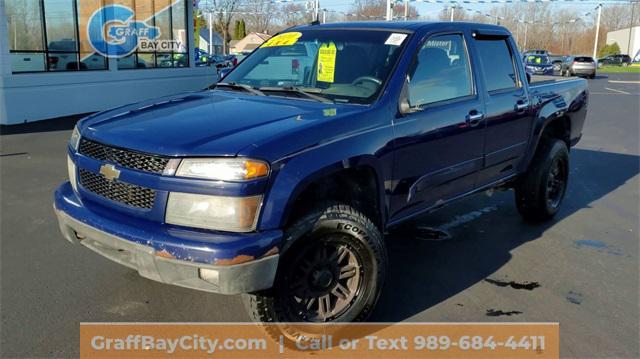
<box><xmin>289</xmin><ymin>21</ymin><xmax>509</xmax><ymax>34</ymax></box>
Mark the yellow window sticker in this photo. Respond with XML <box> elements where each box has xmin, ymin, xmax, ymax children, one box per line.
<box><xmin>317</xmin><ymin>42</ymin><xmax>337</xmax><ymax>83</ymax></box>
<box><xmin>323</xmin><ymin>108</ymin><xmax>337</xmax><ymax>117</ymax></box>
<box><xmin>261</xmin><ymin>32</ymin><xmax>302</xmax><ymax>48</ymax></box>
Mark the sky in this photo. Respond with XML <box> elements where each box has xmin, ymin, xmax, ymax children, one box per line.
<box><xmin>314</xmin><ymin>0</ymin><xmax>616</xmax><ymax>19</ymax></box>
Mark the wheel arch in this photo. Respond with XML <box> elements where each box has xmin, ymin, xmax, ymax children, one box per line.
<box><xmin>520</xmin><ymin>98</ymin><xmax>572</xmax><ymax>173</ymax></box>
<box><xmin>259</xmin><ymin>154</ymin><xmax>388</xmax><ymax>233</ymax></box>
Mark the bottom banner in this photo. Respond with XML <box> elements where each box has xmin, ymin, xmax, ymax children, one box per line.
<box><xmin>81</xmin><ymin>322</ymin><xmax>559</xmax><ymax>358</ymax></box>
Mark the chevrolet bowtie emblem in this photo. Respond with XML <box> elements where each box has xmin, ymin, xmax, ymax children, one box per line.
<box><xmin>99</xmin><ymin>164</ymin><xmax>121</xmax><ymax>182</ymax></box>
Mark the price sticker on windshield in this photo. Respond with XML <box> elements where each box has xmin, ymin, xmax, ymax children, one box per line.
<box><xmin>317</xmin><ymin>42</ymin><xmax>337</xmax><ymax>83</ymax></box>
<box><xmin>261</xmin><ymin>32</ymin><xmax>302</xmax><ymax>48</ymax></box>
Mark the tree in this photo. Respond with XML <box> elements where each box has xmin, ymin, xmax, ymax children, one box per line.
<box><xmin>193</xmin><ymin>9</ymin><xmax>208</xmax><ymax>49</ymax></box>
<box><xmin>599</xmin><ymin>42</ymin><xmax>621</xmax><ymax>57</ymax></box>
<box><xmin>207</xmin><ymin>0</ymin><xmax>245</xmax><ymax>54</ymax></box>
<box><xmin>234</xmin><ymin>19</ymin><xmax>246</xmax><ymax>39</ymax></box>
<box><xmin>348</xmin><ymin>0</ymin><xmax>418</xmax><ymax>20</ymax></box>
<box><xmin>245</xmin><ymin>0</ymin><xmax>275</xmax><ymax>33</ymax></box>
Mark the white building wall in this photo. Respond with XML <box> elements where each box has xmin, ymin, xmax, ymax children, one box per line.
<box><xmin>606</xmin><ymin>26</ymin><xmax>640</xmax><ymax>58</ymax></box>
<box><xmin>0</xmin><ymin>0</ymin><xmax>218</xmax><ymax>125</ymax></box>
<box><xmin>0</xmin><ymin>0</ymin><xmax>11</xmax><ymax>124</ymax></box>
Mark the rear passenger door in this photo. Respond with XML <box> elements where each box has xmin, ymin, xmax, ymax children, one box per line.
<box><xmin>471</xmin><ymin>33</ymin><xmax>533</xmax><ymax>186</ymax></box>
<box><xmin>390</xmin><ymin>32</ymin><xmax>486</xmax><ymax>219</ymax></box>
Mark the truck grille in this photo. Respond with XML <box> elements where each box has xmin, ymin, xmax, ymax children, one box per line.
<box><xmin>79</xmin><ymin>169</ymin><xmax>156</xmax><ymax>209</ymax></box>
<box><xmin>78</xmin><ymin>139</ymin><xmax>169</xmax><ymax>174</ymax></box>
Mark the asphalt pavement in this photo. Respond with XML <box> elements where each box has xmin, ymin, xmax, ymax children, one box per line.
<box><xmin>1</xmin><ymin>73</ymin><xmax>638</xmax><ymax>358</ymax></box>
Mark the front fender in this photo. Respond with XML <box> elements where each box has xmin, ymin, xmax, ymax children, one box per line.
<box><xmin>257</xmin><ymin>126</ymin><xmax>394</xmax><ymax>231</ymax></box>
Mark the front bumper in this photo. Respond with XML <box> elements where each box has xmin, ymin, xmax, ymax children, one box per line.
<box><xmin>54</xmin><ymin>182</ymin><xmax>281</xmax><ymax>295</ymax></box>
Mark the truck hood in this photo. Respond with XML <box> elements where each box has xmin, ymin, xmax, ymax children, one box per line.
<box><xmin>80</xmin><ymin>90</ymin><xmax>354</xmax><ymax>157</ymax></box>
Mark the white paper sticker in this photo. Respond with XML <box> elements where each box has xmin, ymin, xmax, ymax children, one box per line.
<box><xmin>385</xmin><ymin>33</ymin><xmax>408</xmax><ymax>46</ymax></box>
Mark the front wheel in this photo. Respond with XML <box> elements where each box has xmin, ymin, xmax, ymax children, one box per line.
<box><xmin>515</xmin><ymin>139</ymin><xmax>569</xmax><ymax>221</ymax></box>
<box><xmin>242</xmin><ymin>204</ymin><xmax>386</xmax><ymax>341</ymax></box>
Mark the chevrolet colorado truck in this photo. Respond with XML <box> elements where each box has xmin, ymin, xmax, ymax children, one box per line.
<box><xmin>54</xmin><ymin>22</ymin><xmax>588</xmax><ymax>327</ymax></box>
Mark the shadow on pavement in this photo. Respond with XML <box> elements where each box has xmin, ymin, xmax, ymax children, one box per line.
<box><xmin>370</xmin><ymin>148</ymin><xmax>639</xmax><ymax>322</ymax></box>
<box><xmin>0</xmin><ymin>113</ymin><xmax>92</xmax><ymax>136</ymax></box>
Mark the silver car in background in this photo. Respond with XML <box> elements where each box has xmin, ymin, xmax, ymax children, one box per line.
<box><xmin>560</xmin><ymin>56</ymin><xmax>596</xmax><ymax>79</ymax></box>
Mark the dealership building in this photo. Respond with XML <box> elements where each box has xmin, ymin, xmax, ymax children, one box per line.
<box><xmin>0</xmin><ymin>0</ymin><xmax>217</xmax><ymax>125</ymax></box>
<box><xmin>606</xmin><ymin>26</ymin><xmax>640</xmax><ymax>61</ymax></box>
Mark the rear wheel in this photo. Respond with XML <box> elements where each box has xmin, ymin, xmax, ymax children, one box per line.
<box><xmin>515</xmin><ymin>139</ymin><xmax>569</xmax><ymax>222</ymax></box>
<box><xmin>242</xmin><ymin>204</ymin><xmax>386</xmax><ymax>342</ymax></box>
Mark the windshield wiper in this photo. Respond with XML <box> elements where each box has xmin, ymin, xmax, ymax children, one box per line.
<box><xmin>214</xmin><ymin>82</ymin><xmax>265</xmax><ymax>96</ymax></box>
<box><xmin>258</xmin><ymin>86</ymin><xmax>334</xmax><ymax>104</ymax></box>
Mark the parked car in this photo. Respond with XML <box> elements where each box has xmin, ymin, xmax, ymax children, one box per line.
<box><xmin>598</xmin><ymin>54</ymin><xmax>632</xmax><ymax>68</ymax></box>
<box><xmin>523</xmin><ymin>54</ymin><xmax>554</xmax><ymax>75</ymax></box>
<box><xmin>210</xmin><ymin>55</ymin><xmax>230</xmax><ymax>68</ymax></box>
<box><xmin>548</xmin><ymin>55</ymin><xmax>565</xmax><ymax>72</ymax></box>
<box><xmin>523</xmin><ymin>49</ymin><xmax>549</xmax><ymax>56</ymax></box>
<box><xmin>561</xmin><ymin>56</ymin><xmax>596</xmax><ymax>78</ymax></box>
<box><xmin>55</xmin><ymin>22</ymin><xmax>588</xmax><ymax>339</ymax></box>
<box><xmin>234</xmin><ymin>51</ymin><xmax>252</xmax><ymax>63</ymax></box>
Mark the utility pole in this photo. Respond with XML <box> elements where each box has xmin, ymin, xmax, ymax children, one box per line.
<box><xmin>404</xmin><ymin>0</ymin><xmax>409</xmax><ymax>21</ymax></box>
<box><xmin>314</xmin><ymin>0</ymin><xmax>320</xmax><ymax>21</ymax></box>
<box><xmin>450</xmin><ymin>6</ymin><xmax>455</xmax><ymax>22</ymax></box>
<box><xmin>386</xmin><ymin>0</ymin><xmax>392</xmax><ymax>21</ymax></box>
<box><xmin>208</xmin><ymin>11</ymin><xmax>213</xmax><ymax>55</ymax></box>
<box><xmin>322</xmin><ymin>9</ymin><xmax>326</xmax><ymax>23</ymax></box>
<box><xmin>523</xmin><ymin>22</ymin><xmax>528</xmax><ymax>51</ymax></box>
<box><xmin>628</xmin><ymin>1</ymin><xmax>636</xmax><ymax>55</ymax></box>
<box><xmin>593</xmin><ymin>3</ymin><xmax>602</xmax><ymax>59</ymax></box>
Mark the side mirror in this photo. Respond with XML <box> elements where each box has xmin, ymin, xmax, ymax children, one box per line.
<box><xmin>219</xmin><ymin>67</ymin><xmax>231</xmax><ymax>80</ymax></box>
<box><xmin>399</xmin><ymin>76</ymin><xmax>420</xmax><ymax>115</ymax></box>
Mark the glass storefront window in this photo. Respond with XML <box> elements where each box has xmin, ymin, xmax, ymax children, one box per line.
<box><xmin>6</xmin><ymin>0</ymin><xmax>189</xmax><ymax>73</ymax></box>
<box><xmin>6</xmin><ymin>0</ymin><xmax>46</xmax><ymax>72</ymax></box>
<box><xmin>117</xmin><ymin>0</ymin><xmax>189</xmax><ymax>70</ymax></box>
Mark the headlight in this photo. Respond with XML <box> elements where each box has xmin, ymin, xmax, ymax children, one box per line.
<box><xmin>165</xmin><ymin>193</ymin><xmax>262</xmax><ymax>232</ymax></box>
<box><xmin>69</xmin><ymin>125</ymin><xmax>81</xmax><ymax>151</ymax></box>
<box><xmin>176</xmin><ymin>158</ymin><xmax>269</xmax><ymax>181</ymax></box>
<box><xmin>67</xmin><ymin>155</ymin><xmax>78</xmax><ymax>192</ymax></box>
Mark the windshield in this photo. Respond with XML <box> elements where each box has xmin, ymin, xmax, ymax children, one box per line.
<box><xmin>221</xmin><ymin>29</ymin><xmax>409</xmax><ymax>104</ymax></box>
<box><xmin>524</xmin><ymin>55</ymin><xmax>550</xmax><ymax>65</ymax></box>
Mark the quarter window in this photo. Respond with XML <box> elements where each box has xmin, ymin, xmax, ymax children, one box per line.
<box><xmin>407</xmin><ymin>34</ymin><xmax>473</xmax><ymax>107</ymax></box>
<box><xmin>475</xmin><ymin>38</ymin><xmax>519</xmax><ymax>92</ymax></box>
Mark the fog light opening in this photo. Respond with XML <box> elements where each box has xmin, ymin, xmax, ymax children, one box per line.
<box><xmin>199</xmin><ymin>268</ymin><xmax>219</xmax><ymax>285</ymax></box>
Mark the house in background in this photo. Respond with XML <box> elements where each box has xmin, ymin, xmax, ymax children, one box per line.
<box><xmin>198</xmin><ymin>28</ymin><xmax>224</xmax><ymax>55</ymax></box>
<box><xmin>230</xmin><ymin>33</ymin><xmax>272</xmax><ymax>54</ymax></box>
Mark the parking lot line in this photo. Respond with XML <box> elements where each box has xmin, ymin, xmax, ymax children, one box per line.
<box><xmin>608</xmin><ymin>80</ymin><xmax>640</xmax><ymax>84</ymax></box>
<box><xmin>604</xmin><ymin>87</ymin><xmax>632</xmax><ymax>95</ymax></box>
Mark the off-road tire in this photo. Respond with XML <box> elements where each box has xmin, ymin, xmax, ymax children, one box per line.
<box><xmin>515</xmin><ymin>139</ymin><xmax>569</xmax><ymax>222</ymax></box>
<box><xmin>242</xmin><ymin>203</ymin><xmax>386</xmax><ymax>342</ymax></box>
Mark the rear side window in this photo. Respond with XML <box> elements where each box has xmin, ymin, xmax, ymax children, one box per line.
<box><xmin>407</xmin><ymin>33</ymin><xmax>473</xmax><ymax>106</ymax></box>
<box><xmin>574</xmin><ymin>57</ymin><xmax>594</xmax><ymax>63</ymax></box>
<box><xmin>475</xmin><ymin>39</ymin><xmax>519</xmax><ymax>92</ymax></box>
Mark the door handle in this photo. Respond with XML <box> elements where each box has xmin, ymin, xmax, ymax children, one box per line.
<box><xmin>515</xmin><ymin>100</ymin><xmax>530</xmax><ymax>111</ymax></box>
<box><xmin>466</xmin><ymin>111</ymin><xmax>484</xmax><ymax>127</ymax></box>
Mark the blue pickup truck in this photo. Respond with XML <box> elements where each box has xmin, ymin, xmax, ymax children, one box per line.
<box><xmin>54</xmin><ymin>22</ymin><xmax>587</xmax><ymax>328</ymax></box>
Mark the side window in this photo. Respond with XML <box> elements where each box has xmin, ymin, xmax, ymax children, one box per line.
<box><xmin>408</xmin><ymin>34</ymin><xmax>473</xmax><ymax>107</ymax></box>
<box><xmin>475</xmin><ymin>39</ymin><xmax>519</xmax><ymax>92</ymax></box>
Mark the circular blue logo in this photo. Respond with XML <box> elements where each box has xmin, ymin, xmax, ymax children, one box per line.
<box><xmin>88</xmin><ymin>4</ymin><xmax>161</xmax><ymax>58</ymax></box>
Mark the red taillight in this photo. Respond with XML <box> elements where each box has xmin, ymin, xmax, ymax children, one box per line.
<box><xmin>48</xmin><ymin>57</ymin><xmax>59</xmax><ymax>64</ymax></box>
